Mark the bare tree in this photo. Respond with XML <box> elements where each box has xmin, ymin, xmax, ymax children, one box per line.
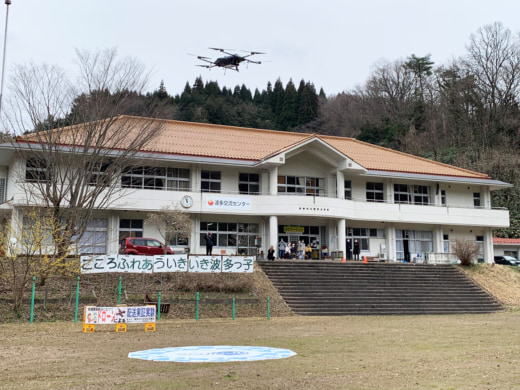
<box><xmin>462</xmin><ymin>22</ymin><xmax>520</xmax><ymax>149</ymax></box>
<box><xmin>146</xmin><ymin>204</ymin><xmax>193</xmax><ymax>254</ymax></box>
<box><xmin>5</xmin><ymin>48</ymin><xmax>164</xmax><ymax>256</ymax></box>
<box><xmin>452</xmin><ymin>239</ymin><xmax>480</xmax><ymax>267</ymax></box>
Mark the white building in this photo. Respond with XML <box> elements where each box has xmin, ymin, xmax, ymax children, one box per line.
<box><xmin>0</xmin><ymin>116</ymin><xmax>511</xmax><ymax>263</ymax></box>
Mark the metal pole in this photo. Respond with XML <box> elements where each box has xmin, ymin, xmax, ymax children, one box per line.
<box><xmin>232</xmin><ymin>297</ymin><xmax>235</xmax><ymax>320</ymax></box>
<box><xmin>267</xmin><ymin>297</ymin><xmax>270</xmax><ymax>319</ymax></box>
<box><xmin>157</xmin><ymin>292</ymin><xmax>161</xmax><ymax>321</ymax></box>
<box><xmin>74</xmin><ymin>276</ymin><xmax>80</xmax><ymax>323</ymax></box>
<box><xmin>117</xmin><ymin>276</ymin><xmax>122</xmax><ymax>305</ymax></box>
<box><xmin>196</xmin><ymin>291</ymin><xmax>199</xmax><ymax>321</ymax></box>
<box><xmin>30</xmin><ymin>276</ymin><xmax>35</xmax><ymax>323</ymax></box>
<box><xmin>0</xmin><ymin>1</ymin><xmax>11</xmax><ymax>125</ymax></box>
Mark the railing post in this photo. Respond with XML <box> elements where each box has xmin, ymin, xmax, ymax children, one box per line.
<box><xmin>74</xmin><ymin>276</ymin><xmax>80</xmax><ymax>323</ymax></box>
<box><xmin>267</xmin><ymin>297</ymin><xmax>270</xmax><ymax>319</ymax></box>
<box><xmin>232</xmin><ymin>297</ymin><xmax>235</xmax><ymax>320</ymax></box>
<box><xmin>30</xmin><ymin>276</ymin><xmax>36</xmax><ymax>323</ymax></box>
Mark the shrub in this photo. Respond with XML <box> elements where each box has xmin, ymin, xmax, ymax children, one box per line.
<box><xmin>452</xmin><ymin>239</ymin><xmax>480</xmax><ymax>266</ymax></box>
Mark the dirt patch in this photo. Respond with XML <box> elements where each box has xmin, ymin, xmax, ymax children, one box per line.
<box><xmin>4</xmin><ymin>313</ymin><xmax>520</xmax><ymax>389</ymax></box>
<box><xmin>458</xmin><ymin>263</ymin><xmax>520</xmax><ymax>309</ymax></box>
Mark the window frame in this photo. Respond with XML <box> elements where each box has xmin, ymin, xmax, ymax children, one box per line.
<box><xmin>25</xmin><ymin>158</ymin><xmax>49</xmax><ymax>183</ymax></box>
<box><xmin>277</xmin><ymin>175</ymin><xmax>325</xmax><ymax>196</ymax></box>
<box><xmin>238</xmin><ymin>172</ymin><xmax>260</xmax><ymax>195</ymax></box>
<box><xmin>366</xmin><ymin>182</ymin><xmax>384</xmax><ymax>202</ymax></box>
<box><xmin>394</xmin><ymin>184</ymin><xmax>431</xmax><ymax>205</ymax></box>
<box><xmin>344</xmin><ymin>180</ymin><xmax>352</xmax><ymax>200</ymax></box>
<box><xmin>201</xmin><ymin>170</ymin><xmax>221</xmax><ymax>193</ymax></box>
<box><xmin>121</xmin><ymin>166</ymin><xmax>190</xmax><ymax>191</ymax></box>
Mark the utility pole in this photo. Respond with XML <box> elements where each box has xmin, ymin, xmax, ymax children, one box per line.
<box><xmin>0</xmin><ymin>0</ymin><xmax>11</xmax><ymax>127</ymax></box>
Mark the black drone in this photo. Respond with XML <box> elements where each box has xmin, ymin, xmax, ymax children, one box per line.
<box><xmin>194</xmin><ymin>48</ymin><xmax>265</xmax><ymax>72</ymax></box>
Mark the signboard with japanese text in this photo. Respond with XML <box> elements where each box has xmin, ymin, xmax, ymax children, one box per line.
<box><xmin>83</xmin><ymin>305</ymin><xmax>156</xmax><ymax>324</ymax></box>
<box><xmin>204</xmin><ymin>195</ymin><xmax>252</xmax><ymax>210</ymax></box>
<box><xmin>80</xmin><ymin>255</ymin><xmax>154</xmax><ymax>274</ymax></box>
<box><xmin>222</xmin><ymin>256</ymin><xmax>254</xmax><ymax>273</ymax></box>
<box><xmin>284</xmin><ymin>226</ymin><xmax>305</xmax><ymax>233</ymax></box>
<box><xmin>188</xmin><ymin>256</ymin><xmax>222</xmax><ymax>273</ymax></box>
<box><xmin>153</xmin><ymin>255</ymin><xmax>189</xmax><ymax>273</ymax></box>
<box><xmin>80</xmin><ymin>254</ymin><xmax>255</xmax><ymax>274</ymax></box>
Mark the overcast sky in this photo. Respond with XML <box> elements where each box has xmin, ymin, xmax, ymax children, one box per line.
<box><xmin>4</xmin><ymin>0</ymin><xmax>520</xmax><ymax>97</ymax></box>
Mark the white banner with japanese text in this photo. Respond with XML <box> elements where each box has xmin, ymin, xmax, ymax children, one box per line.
<box><xmin>80</xmin><ymin>254</ymin><xmax>255</xmax><ymax>274</ymax></box>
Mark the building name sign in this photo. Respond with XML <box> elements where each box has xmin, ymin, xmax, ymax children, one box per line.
<box><xmin>205</xmin><ymin>196</ymin><xmax>252</xmax><ymax>210</ymax></box>
<box><xmin>80</xmin><ymin>254</ymin><xmax>255</xmax><ymax>274</ymax></box>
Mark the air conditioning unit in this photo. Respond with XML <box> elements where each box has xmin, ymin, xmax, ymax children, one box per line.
<box><xmin>378</xmin><ymin>253</ymin><xmax>385</xmax><ymax>260</ymax></box>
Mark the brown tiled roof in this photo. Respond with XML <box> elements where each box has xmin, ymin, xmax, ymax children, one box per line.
<box><xmin>17</xmin><ymin>115</ymin><xmax>489</xmax><ymax>179</ymax></box>
<box><xmin>145</xmin><ymin>119</ymin><xmax>313</xmax><ymax>161</ymax></box>
<box><xmin>322</xmin><ymin>136</ymin><xmax>489</xmax><ymax>178</ymax></box>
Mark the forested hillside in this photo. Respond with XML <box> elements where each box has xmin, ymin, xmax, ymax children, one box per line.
<box><xmin>6</xmin><ymin>22</ymin><xmax>520</xmax><ymax>237</ymax></box>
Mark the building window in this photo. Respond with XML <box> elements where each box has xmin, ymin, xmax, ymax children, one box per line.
<box><xmin>168</xmin><ymin>234</ymin><xmax>189</xmax><ymax>247</ymax></box>
<box><xmin>396</xmin><ymin>230</ymin><xmax>433</xmax><ymax>261</ymax></box>
<box><xmin>366</xmin><ymin>182</ymin><xmax>384</xmax><ymax>202</ymax></box>
<box><xmin>119</xmin><ymin>219</ymin><xmax>143</xmax><ymax>241</ymax></box>
<box><xmin>121</xmin><ymin>166</ymin><xmax>190</xmax><ymax>191</ymax></box>
<box><xmin>201</xmin><ymin>170</ymin><xmax>221</xmax><ymax>193</ymax></box>
<box><xmin>200</xmin><ymin>221</ymin><xmax>259</xmax><ymax>255</ymax></box>
<box><xmin>88</xmin><ymin>161</ymin><xmax>111</xmax><ymax>186</ymax></box>
<box><xmin>394</xmin><ymin>184</ymin><xmax>430</xmax><ymax>205</ymax></box>
<box><xmin>443</xmin><ymin>234</ymin><xmax>450</xmax><ymax>252</ymax></box>
<box><xmin>473</xmin><ymin>192</ymin><xmax>481</xmax><ymax>208</ymax></box>
<box><xmin>167</xmin><ymin>168</ymin><xmax>190</xmax><ymax>191</ymax></box>
<box><xmin>239</xmin><ymin>173</ymin><xmax>260</xmax><ymax>195</ymax></box>
<box><xmin>77</xmin><ymin>218</ymin><xmax>108</xmax><ymax>254</ymax></box>
<box><xmin>346</xmin><ymin>227</ymin><xmax>384</xmax><ymax>251</ymax></box>
<box><xmin>441</xmin><ymin>190</ymin><xmax>446</xmax><ymax>206</ymax></box>
<box><xmin>344</xmin><ymin>180</ymin><xmax>352</xmax><ymax>200</ymax></box>
<box><xmin>25</xmin><ymin>158</ymin><xmax>49</xmax><ymax>182</ymax></box>
<box><xmin>277</xmin><ymin>176</ymin><xmax>325</xmax><ymax>196</ymax></box>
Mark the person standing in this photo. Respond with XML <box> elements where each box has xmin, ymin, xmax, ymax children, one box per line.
<box><xmin>285</xmin><ymin>243</ymin><xmax>291</xmax><ymax>259</ymax></box>
<box><xmin>353</xmin><ymin>239</ymin><xmax>360</xmax><ymax>261</ymax></box>
<box><xmin>346</xmin><ymin>239</ymin><xmax>352</xmax><ymax>260</ymax></box>
<box><xmin>267</xmin><ymin>245</ymin><xmax>275</xmax><ymax>261</ymax></box>
<box><xmin>278</xmin><ymin>239</ymin><xmax>286</xmax><ymax>259</ymax></box>
<box><xmin>204</xmin><ymin>232</ymin><xmax>214</xmax><ymax>255</ymax></box>
<box><xmin>298</xmin><ymin>240</ymin><xmax>305</xmax><ymax>260</ymax></box>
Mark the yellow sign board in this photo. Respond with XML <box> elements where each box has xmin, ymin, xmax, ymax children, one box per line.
<box><xmin>283</xmin><ymin>226</ymin><xmax>304</xmax><ymax>233</ymax></box>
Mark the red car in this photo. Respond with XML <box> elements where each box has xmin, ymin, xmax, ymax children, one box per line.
<box><xmin>119</xmin><ymin>237</ymin><xmax>174</xmax><ymax>255</ymax></box>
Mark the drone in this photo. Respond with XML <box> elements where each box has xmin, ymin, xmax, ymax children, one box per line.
<box><xmin>194</xmin><ymin>48</ymin><xmax>265</xmax><ymax>72</ymax></box>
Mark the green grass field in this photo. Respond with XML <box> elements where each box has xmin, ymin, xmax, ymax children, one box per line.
<box><xmin>2</xmin><ymin>312</ymin><xmax>520</xmax><ymax>389</ymax></box>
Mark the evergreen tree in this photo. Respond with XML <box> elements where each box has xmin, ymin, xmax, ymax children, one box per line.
<box><xmin>279</xmin><ymin>80</ymin><xmax>298</xmax><ymax>130</ymax></box>
<box><xmin>297</xmin><ymin>81</ymin><xmax>319</xmax><ymax>125</ymax></box>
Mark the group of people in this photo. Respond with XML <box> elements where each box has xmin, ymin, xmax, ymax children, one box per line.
<box><xmin>206</xmin><ymin>231</ymin><xmax>362</xmax><ymax>262</ymax></box>
<box><xmin>266</xmin><ymin>239</ymin><xmax>316</xmax><ymax>261</ymax></box>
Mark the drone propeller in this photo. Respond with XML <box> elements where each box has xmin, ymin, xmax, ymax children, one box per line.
<box><xmin>209</xmin><ymin>47</ymin><xmax>235</xmax><ymax>53</ymax></box>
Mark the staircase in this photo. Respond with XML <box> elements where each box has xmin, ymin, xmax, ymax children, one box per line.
<box><xmin>258</xmin><ymin>261</ymin><xmax>503</xmax><ymax>315</ymax></box>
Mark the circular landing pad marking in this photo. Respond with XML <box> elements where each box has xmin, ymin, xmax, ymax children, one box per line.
<box><xmin>128</xmin><ymin>345</ymin><xmax>297</xmax><ymax>362</ymax></box>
